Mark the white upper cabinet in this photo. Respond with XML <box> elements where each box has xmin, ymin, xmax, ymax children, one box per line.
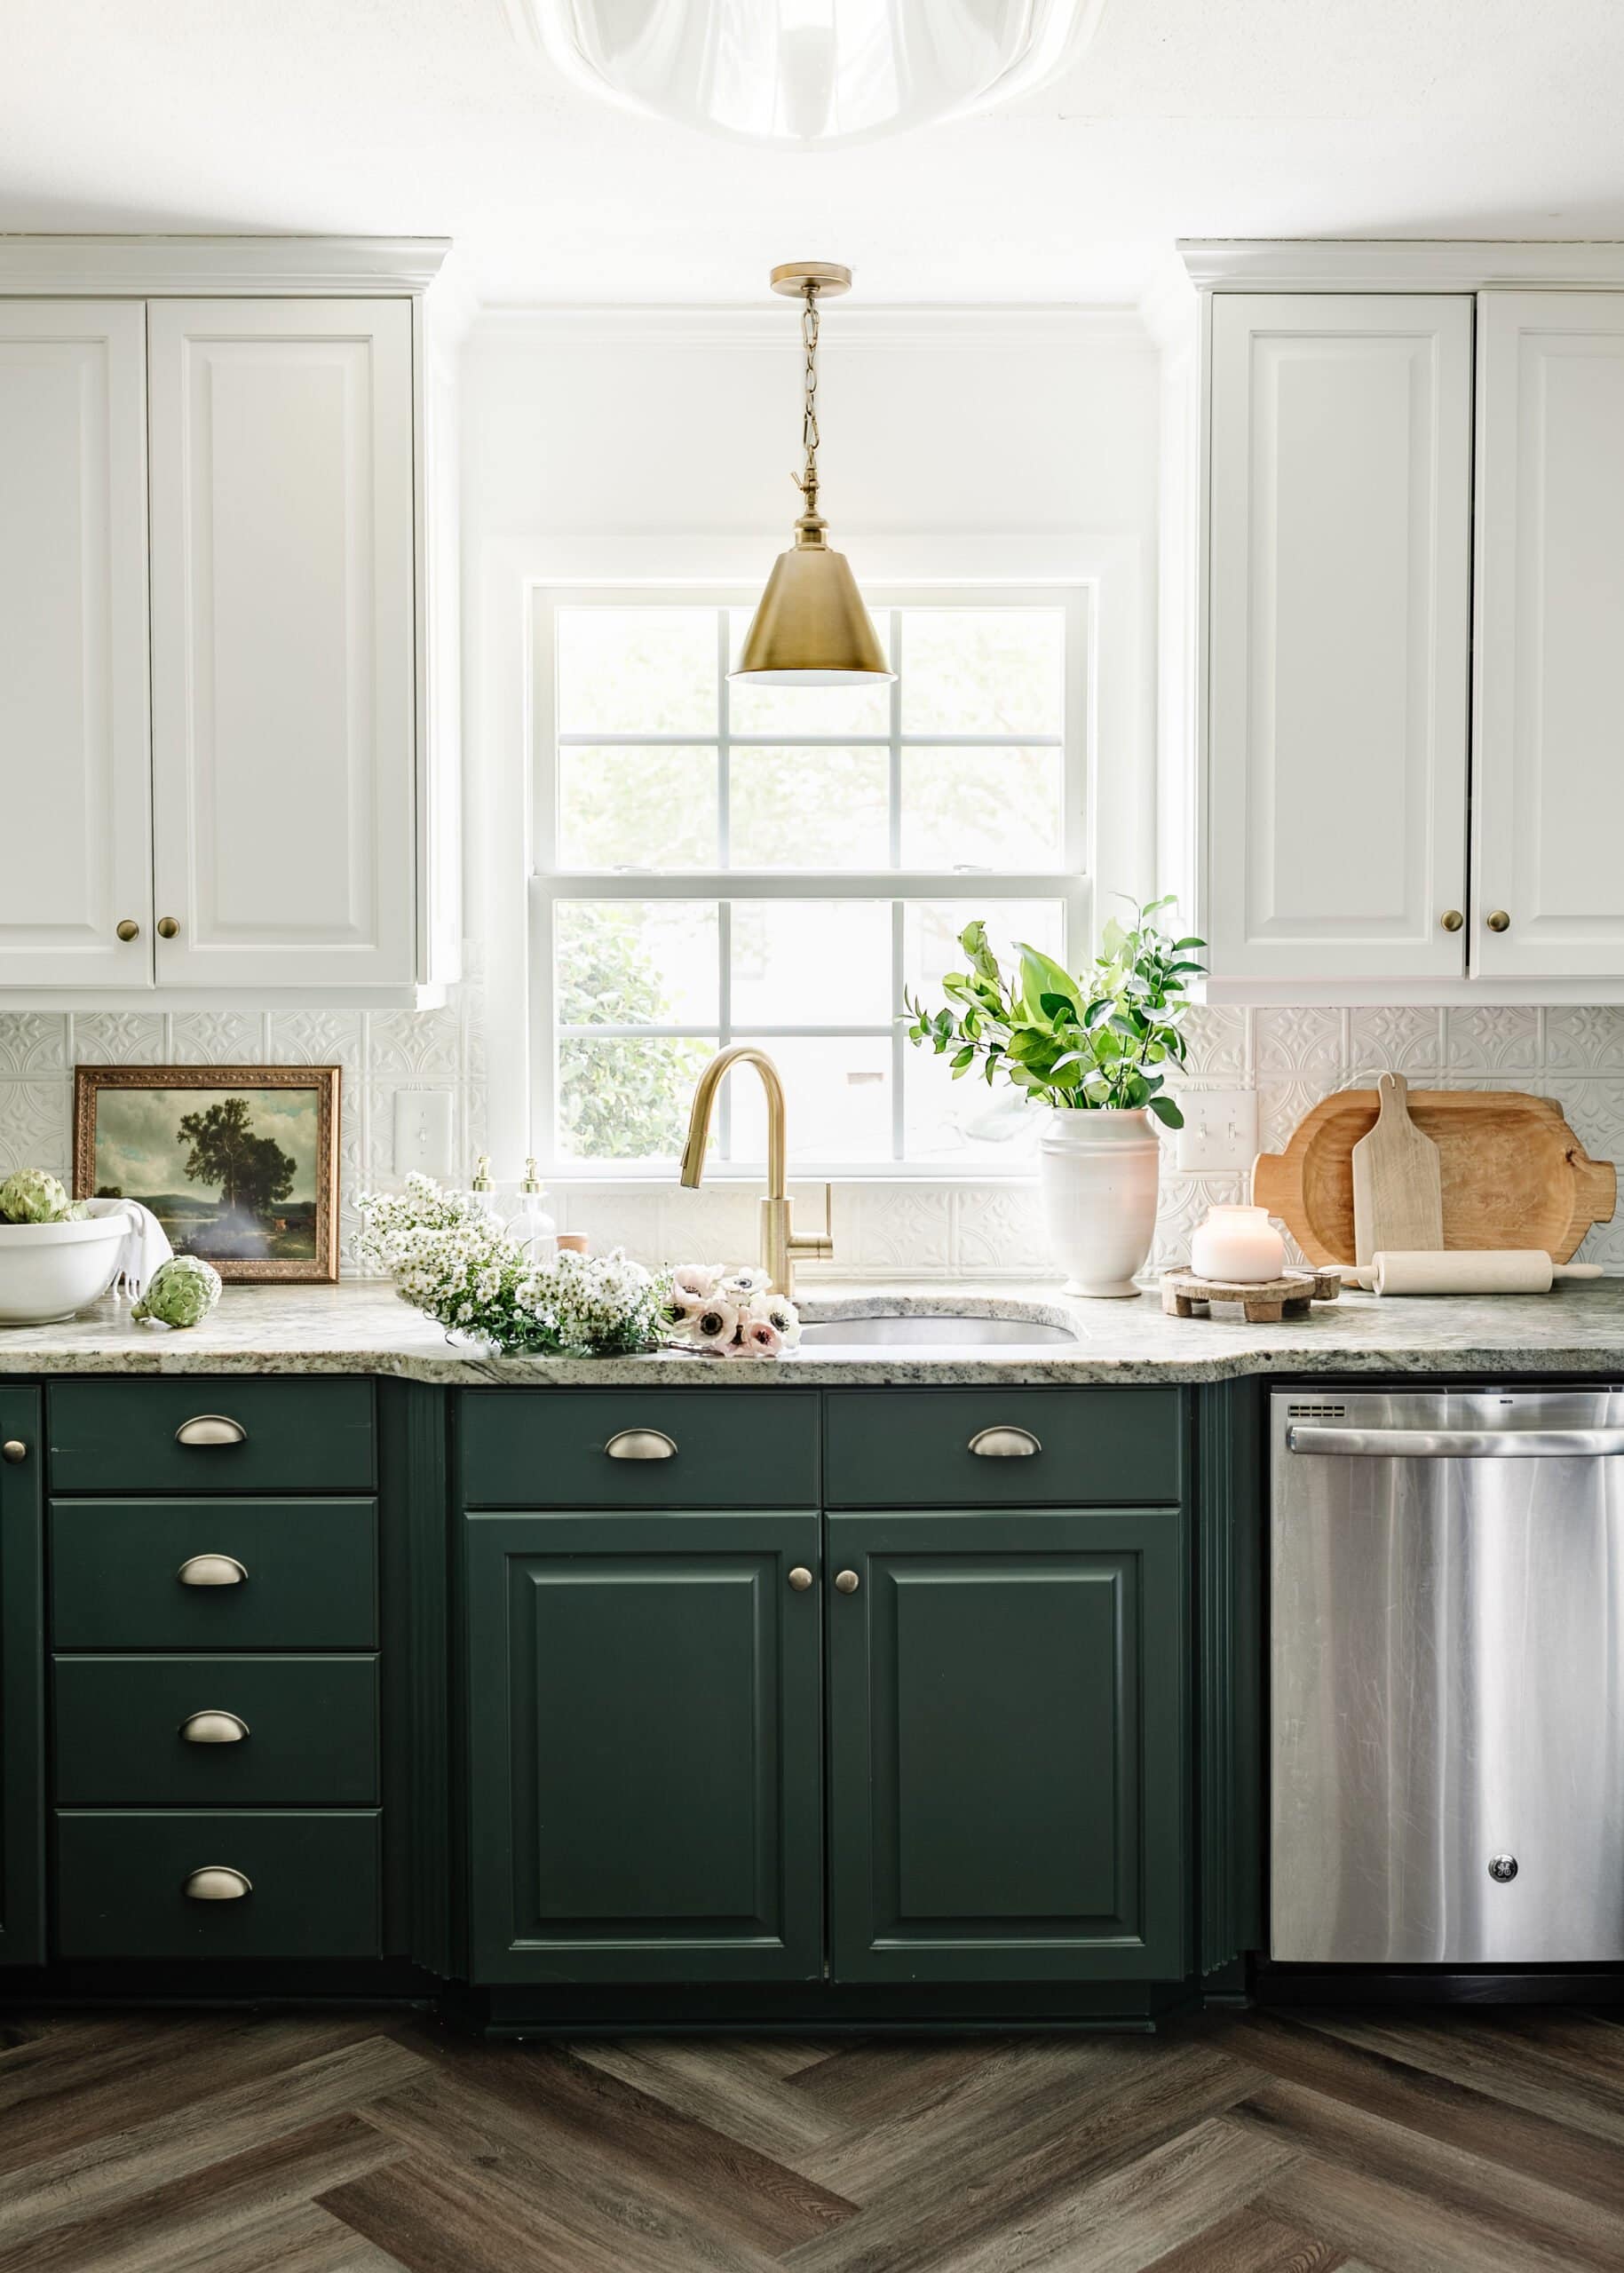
<box><xmin>1473</xmin><ymin>292</ymin><xmax>1624</xmax><ymax>979</ymax></box>
<box><xmin>0</xmin><ymin>302</ymin><xmax>154</xmax><ymax>987</ymax></box>
<box><xmin>147</xmin><ymin>299</ymin><xmax>417</xmax><ymax>991</ymax></box>
<box><xmin>0</xmin><ymin>242</ymin><xmax>455</xmax><ymax>1004</ymax></box>
<box><xmin>1206</xmin><ymin>294</ymin><xmax>1473</xmax><ymax>985</ymax></box>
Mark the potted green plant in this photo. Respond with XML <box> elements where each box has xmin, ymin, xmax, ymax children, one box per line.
<box><xmin>903</xmin><ymin>899</ymin><xmax>1206</xmax><ymax>1296</ymax></box>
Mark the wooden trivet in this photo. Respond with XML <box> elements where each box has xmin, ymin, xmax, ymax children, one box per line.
<box><xmin>1161</xmin><ymin>1264</ymin><xmax>1343</xmax><ymax>1324</ymax></box>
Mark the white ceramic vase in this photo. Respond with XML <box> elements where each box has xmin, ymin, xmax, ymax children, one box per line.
<box><xmin>0</xmin><ymin>1216</ymin><xmax>127</xmax><ymax>1325</ymax></box>
<box><xmin>1038</xmin><ymin>1108</ymin><xmax>1161</xmax><ymax>1298</ymax></box>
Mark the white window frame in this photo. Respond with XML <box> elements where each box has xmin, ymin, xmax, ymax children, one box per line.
<box><xmin>527</xmin><ymin>580</ymin><xmax>1093</xmax><ymax>1180</ymax></box>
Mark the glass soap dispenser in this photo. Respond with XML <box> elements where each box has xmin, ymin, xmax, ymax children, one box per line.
<box><xmin>509</xmin><ymin>1159</ymin><xmax>558</xmax><ymax>1263</ymax></box>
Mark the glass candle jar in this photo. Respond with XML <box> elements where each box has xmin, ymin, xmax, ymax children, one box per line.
<box><xmin>1190</xmin><ymin>1203</ymin><xmax>1286</xmax><ymax>1284</ymax></box>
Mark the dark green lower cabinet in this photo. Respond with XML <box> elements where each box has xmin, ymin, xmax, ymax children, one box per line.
<box><xmin>465</xmin><ymin>1510</ymin><xmax>823</xmax><ymax>1984</ymax></box>
<box><xmin>55</xmin><ymin>1810</ymin><xmax>382</xmax><ymax>1959</ymax></box>
<box><xmin>0</xmin><ymin>1390</ymin><xmax>44</xmax><ymax>1966</ymax></box>
<box><xmin>52</xmin><ymin>1655</ymin><xmax>380</xmax><ymax>1807</ymax></box>
<box><xmin>828</xmin><ymin>1508</ymin><xmax>1187</xmax><ymax>1983</ymax></box>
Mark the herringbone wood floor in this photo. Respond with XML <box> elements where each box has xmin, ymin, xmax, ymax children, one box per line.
<box><xmin>2</xmin><ymin>2004</ymin><xmax>1623</xmax><ymax>2271</ymax></box>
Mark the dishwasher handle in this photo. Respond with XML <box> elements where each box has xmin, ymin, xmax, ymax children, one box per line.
<box><xmin>1287</xmin><ymin>1423</ymin><xmax>1624</xmax><ymax>1459</ymax></box>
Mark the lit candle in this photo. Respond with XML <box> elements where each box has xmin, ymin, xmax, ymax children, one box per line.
<box><xmin>1191</xmin><ymin>1204</ymin><xmax>1286</xmax><ymax>1284</ymax></box>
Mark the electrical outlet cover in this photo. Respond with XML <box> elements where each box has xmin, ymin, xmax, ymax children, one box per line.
<box><xmin>1174</xmin><ymin>1087</ymin><xmax>1259</xmax><ymax>1175</ymax></box>
<box><xmin>392</xmin><ymin>1090</ymin><xmax>456</xmax><ymax>1183</ymax></box>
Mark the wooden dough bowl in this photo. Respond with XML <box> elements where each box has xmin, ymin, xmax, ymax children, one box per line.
<box><xmin>1253</xmin><ymin>1089</ymin><xmax>1615</xmax><ymax>1267</ymax></box>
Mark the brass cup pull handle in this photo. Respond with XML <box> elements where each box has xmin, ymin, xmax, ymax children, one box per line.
<box><xmin>606</xmin><ymin>1429</ymin><xmax>677</xmax><ymax>1461</ymax></box>
<box><xmin>176</xmin><ymin>1414</ymin><xmax>247</xmax><ymax>1448</ymax></box>
<box><xmin>115</xmin><ymin>918</ymin><xmax>140</xmax><ymax>942</ymax></box>
<box><xmin>834</xmin><ymin>1569</ymin><xmax>860</xmax><ymax>1594</ymax></box>
<box><xmin>183</xmin><ymin>1866</ymin><xmax>252</xmax><ymax>1901</ymax></box>
<box><xmin>968</xmin><ymin>1425</ymin><xmax>1042</xmax><ymax>1458</ymax></box>
<box><xmin>1</xmin><ymin>1440</ymin><xmax>26</xmax><ymax>1465</ymax></box>
<box><xmin>788</xmin><ymin>1565</ymin><xmax>814</xmax><ymax>1591</ymax></box>
<box><xmin>1440</xmin><ymin>908</ymin><xmax>1464</xmax><ymax>932</ymax></box>
<box><xmin>1487</xmin><ymin>909</ymin><xmax>1511</xmax><ymax>933</ymax></box>
<box><xmin>177</xmin><ymin>1554</ymin><xmax>247</xmax><ymax>1588</ymax></box>
<box><xmin>156</xmin><ymin>915</ymin><xmax>179</xmax><ymax>939</ymax></box>
<box><xmin>179</xmin><ymin>1710</ymin><xmax>249</xmax><ymax>1745</ymax></box>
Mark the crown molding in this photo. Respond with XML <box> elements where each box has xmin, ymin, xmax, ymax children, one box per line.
<box><xmin>1179</xmin><ymin>237</ymin><xmax>1624</xmax><ymax>292</ymax></box>
<box><xmin>468</xmin><ymin>302</ymin><xmax>1153</xmax><ymax>351</ymax></box>
<box><xmin>0</xmin><ymin>234</ymin><xmax>453</xmax><ymax>294</ymax></box>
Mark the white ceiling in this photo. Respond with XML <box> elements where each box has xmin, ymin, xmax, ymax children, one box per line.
<box><xmin>4</xmin><ymin>0</ymin><xmax>1624</xmax><ymax>306</ymax></box>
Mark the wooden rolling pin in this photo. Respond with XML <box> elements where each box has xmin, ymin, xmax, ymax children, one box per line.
<box><xmin>1364</xmin><ymin>1250</ymin><xmax>1604</xmax><ymax>1296</ymax></box>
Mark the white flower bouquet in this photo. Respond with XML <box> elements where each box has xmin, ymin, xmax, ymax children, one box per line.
<box><xmin>665</xmin><ymin>1263</ymin><xmax>801</xmax><ymax>1358</ymax></box>
<box><xmin>360</xmin><ymin>1174</ymin><xmax>670</xmax><ymax>1358</ymax></box>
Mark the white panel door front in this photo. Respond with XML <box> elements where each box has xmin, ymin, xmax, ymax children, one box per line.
<box><xmin>1207</xmin><ymin>295</ymin><xmax>1473</xmax><ymax>984</ymax></box>
<box><xmin>148</xmin><ymin>299</ymin><xmax>416</xmax><ymax>989</ymax></box>
<box><xmin>0</xmin><ymin>301</ymin><xmax>153</xmax><ymax>989</ymax></box>
<box><xmin>1474</xmin><ymin>293</ymin><xmax>1624</xmax><ymax>979</ymax></box>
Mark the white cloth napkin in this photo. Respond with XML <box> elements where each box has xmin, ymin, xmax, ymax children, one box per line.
<box><xmin>81</xmin><ymin>1196</ymin><xmax>173</xmax><ymax>1299</ymax></box>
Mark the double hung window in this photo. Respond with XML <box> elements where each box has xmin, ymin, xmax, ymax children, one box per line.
<box><xmin>532</xmin><ymin>587</ymin><xmax>1088</xmax><ymax>1170</ymax></box>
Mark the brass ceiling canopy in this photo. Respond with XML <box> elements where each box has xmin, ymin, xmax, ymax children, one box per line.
<box><xmin>732</xmin><ymin>261</ymin><xmax>893</xmax><ymax>688</ymax></box>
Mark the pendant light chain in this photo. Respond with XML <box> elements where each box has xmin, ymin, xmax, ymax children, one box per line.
<box><xmin>799</xmin><ymin>282</ymin><xmax>821</xmax><ymax>519</ymax></box>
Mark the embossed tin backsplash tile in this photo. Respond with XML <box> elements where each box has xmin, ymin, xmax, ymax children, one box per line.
<box><xmin>2</xmin><ymin>999</ymin><xmax>1621</xmax><ymax>1277</ymax></box>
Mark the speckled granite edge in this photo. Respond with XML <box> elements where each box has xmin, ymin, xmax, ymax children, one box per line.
<box><xmin>1</xmin><ymin>1279</ymin><xmax>1623</xmax><ymax>1385</ymax></box>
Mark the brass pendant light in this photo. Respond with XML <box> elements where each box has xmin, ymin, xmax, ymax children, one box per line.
<box><xmin>732</xmin><ymin>261</ymin><xmax>894</xmax><ymax>687</ymax></box>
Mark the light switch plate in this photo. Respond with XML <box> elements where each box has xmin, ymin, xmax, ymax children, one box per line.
<box><xmin>1174</xmin><ymin>1087</ymin><xmax>1258</xmax><ymax>1175</ymax></box>
<box><xmin>393</xmin><ymin>1090</ymin><xmax>455</xmax><ymax>1183</ymax></box>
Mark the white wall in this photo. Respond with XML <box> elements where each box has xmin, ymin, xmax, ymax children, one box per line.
<box><xmin>459</xmin><ymin>305</ymin><xmax>1165</xmax><ymax>1247</ymax></box>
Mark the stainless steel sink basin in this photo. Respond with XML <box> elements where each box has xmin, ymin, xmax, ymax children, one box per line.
<box><xmin>797</xmin><ymin>1314</ymin><xmax>1078</xmax><ymax>1348</ymax></box>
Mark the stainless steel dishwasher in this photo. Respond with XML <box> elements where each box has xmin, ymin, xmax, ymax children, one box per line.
<box><xmin>1271</xmin><ymin>1387</ymin><xmax>1624</xmax><ymax>1965</ymax></box>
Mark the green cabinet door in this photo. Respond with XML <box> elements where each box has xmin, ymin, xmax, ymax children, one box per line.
<box><xmin>828</xmin><ymin>1508</ymin><xmax>1187</xmax><ymax>1984</ymax></box>
<box><xmin>0</xmin><ymin>1391</ymin><xmax>44</xmax><ymax>1965</ymax></box>
<box><xmin>466</xmin><ymin>1510</ymin><xmax>823</xmax><ymax>1984</ymax></box>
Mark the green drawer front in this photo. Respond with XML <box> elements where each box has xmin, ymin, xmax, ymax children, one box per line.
<box><xmin>55</xmin><ymin>1810</ymin><xmax>381</xmax><ymax>1959</ymax></box>
<box><xmin>49</xmin><ymin>1379</ymin><xmax>375</xmax><ymax>1496</ymax></box>
<box><xmin>51</xmin><ymin>1501</ymin><xmax>376</xmax><ymax>1650</ymax></box>
<box><xmin>459</xmin><ymin>1390</ymin><xmax>820</xmax><ymax>1509</ymax></box>
<box><xmin>53</xmin><ymin>1656</ymin><xmax>379</xmax><ymax>1806</ymax></box>
<box><xmin>824</xmin><ymin>1387</ymin><xmax>1184</xmax><ymax>1507</ymax></box>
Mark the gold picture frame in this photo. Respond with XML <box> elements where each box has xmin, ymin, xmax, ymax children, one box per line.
<box><xmin>73</xmin><ymin>1065</ymin><xmax>342</xmax><ymax>1284</ymax></box>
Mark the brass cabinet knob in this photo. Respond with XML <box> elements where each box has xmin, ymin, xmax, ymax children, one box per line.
<box><xmin>788</xmin><ymin>1565</ymin><xmax>813</xmax><ymax>1591</ymax></box>
<box><xmin>179</xmin><ymin>1710</ymin><xmax>250</xmax><ymax>1745</ymax></box>
<box><xmin>183</xmin><ymin>1866</ymin><xmax>252</xmax><ymax>1901</ymax></box>
<box><xmin>968</xmin><ymin>1425</ymin><xmax>1042</xmax><ymax>1458</ymax></box>
<box><xmin>156</xmin><ymin>915</ymin><xmax>179</xmax><ymax>939</ymax></box>
<box><xmin>115</xmin><ymin>919</ymin><xmax>139</xmax><ymax>942</ymax></box>
<box><xmin>175</xmin><ymin>1415</ymin><xmax>247</xmax><ymax>1447</ymax></box>
<box><xmin>834</xmin><ymin>1569</ymin><xmax>860</xmax><ymax>1595</ymax></box>
<box><xmin>1487</xmin><ymin>909</ymin><xmax>1511</xmax><ymax>933</ymax></box>
<box><xmin>1440</xmin><ymin>908</ymin><xmax>1464</xmax><ymax>932</ymax></box>
<box><xmin>606</xmin><ymin>1429</ymin><xmax>677</xmax><ymax>1460</ymax></box>
<box><xmin>1</xmin><ymin>1440</ymin><xmax>26</xmax><ymax>1465</ymax></box>
<box><xmin>177</xmin><ymin>1553</ymin><xmax>247</xmax><ymax>1588</ymax></box>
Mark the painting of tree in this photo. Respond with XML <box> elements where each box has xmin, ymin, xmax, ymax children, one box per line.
<box><xmin>75</xmin><ymin>1065</ymin><xmax>340</xmax><ymax>1282</ymax></box>
<box><xmin>177</xmin><ymin>1097</ymin><xmax>297</xmax><ymax>1222</ymax></box>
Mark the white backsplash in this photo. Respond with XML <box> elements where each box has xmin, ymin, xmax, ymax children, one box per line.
<box><xmin>4</xmin><ymin>996</ymin><xmax>1623</xmax><ymax>1279</ymax></box>
<box><xmin>0</xmin><ymin>993</ymin><xmax>485</xmax><ymax>1278</ymax></box>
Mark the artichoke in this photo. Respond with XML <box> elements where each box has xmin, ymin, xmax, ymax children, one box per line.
<box><xmin>0</xmin><ymin>1168</ymin><xmax>75</xmax><ymax>1224</ymax></box>
<box><xmin>131</xmin><ymin>1255</ymin><xmax>223</xmax><ymax>1329</ymax></box>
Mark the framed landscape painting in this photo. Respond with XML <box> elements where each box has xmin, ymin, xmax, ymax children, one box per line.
<box><xmin>74</xmin><ymin>1065</ymin><xmax>341</xmax><ymax>1283</ymax></box>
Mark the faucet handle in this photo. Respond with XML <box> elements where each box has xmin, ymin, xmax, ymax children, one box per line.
<box><xmin>788</xmin><ymin>1182</ymin><xmax>835</xmax><ymax>1263</ymax></box>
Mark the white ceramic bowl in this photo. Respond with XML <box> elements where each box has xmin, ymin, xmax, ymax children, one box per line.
<box><xmin>0</xmin><ymin>1216</ymin><xmax>127</xmax><ymax>1325</ymax></box>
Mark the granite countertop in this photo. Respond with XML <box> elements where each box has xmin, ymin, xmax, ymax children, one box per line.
<box><xmin>2</xmin><ymin>1277</ymin><xmax>1623</xmax><ymax>1384</ymax></box>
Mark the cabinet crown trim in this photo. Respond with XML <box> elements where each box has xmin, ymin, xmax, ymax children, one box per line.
<box><xmin>1179</xmin><ymin>238</ymin><xmax>1624</xmax><ymax>292</ymax></box>
<box><xmin>0</xmin><ymin>235</ymin><xmax>451</xmax><ymax>295</ymax></box>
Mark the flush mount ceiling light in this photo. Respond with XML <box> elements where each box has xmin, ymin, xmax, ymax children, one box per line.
<box><xmin>519</xmin><ymin>0</ymin><xmax>1105</xmax><ymax>148</ymax></box>
<box><xmin>732</xmin><ymin>261</ymin><xmax>892</xmax><ymax>688</ymax></box>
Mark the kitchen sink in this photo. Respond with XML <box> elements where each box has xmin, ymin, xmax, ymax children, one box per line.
<box><xmin>797</xmin><ymin>1314</ymin><xmax>1079</xmax><ymax>1348</ymax></box>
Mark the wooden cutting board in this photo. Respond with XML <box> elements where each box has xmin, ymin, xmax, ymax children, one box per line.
<box><xmin>1350</xmin><ymin>1072</ymin><xmax>1443</xmax><ymax>1265</ymax></box>
<box><xmin>1253</xmin><ymin>1088</ymin><xmax>1616</xmax><ymax>1267</ymax></box>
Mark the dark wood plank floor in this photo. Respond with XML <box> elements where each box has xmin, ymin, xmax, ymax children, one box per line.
<box><xmin>2</xmin><ymin>2003</ymin><xmax>1622</xmax><ymax>2270</ymax></box>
